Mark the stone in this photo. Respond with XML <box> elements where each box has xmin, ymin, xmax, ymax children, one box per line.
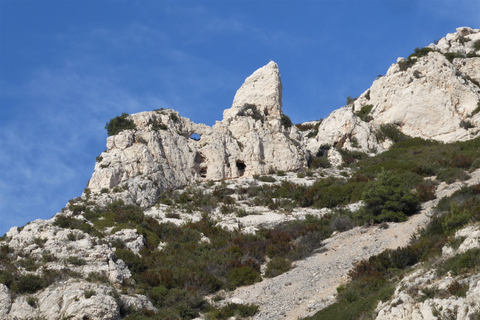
<box><xmin>86</xmin><ymin>62</ymin><xmax>307</xmax><ymax>207</ymax></box>
<box><xmin>0</xmin><ymin>285</ymin><xmax>11</xmax><ymax>318</ymax></box>
<box><xmin>306</xmin><ymin>27</ymin><xmax>480</xmax><ymax>163</ymax></box>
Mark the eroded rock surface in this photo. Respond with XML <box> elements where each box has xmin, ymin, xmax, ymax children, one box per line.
<box><xmin>88</xmin><ymin>62</ymin><xmax>306</xmax><ymax>207</ymax></box>
<box><xmin>307</xmin><ymin>27</ymin><xmax>480</xmax><ymax>158</ymax></box>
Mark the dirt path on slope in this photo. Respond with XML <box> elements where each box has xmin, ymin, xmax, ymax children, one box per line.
<box><xmin>225</xmin><ymin>170</ymin><xmax>480</xmax><ymax>320</ymax></box>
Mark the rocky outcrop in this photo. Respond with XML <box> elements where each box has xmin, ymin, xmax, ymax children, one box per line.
<box><xmin>307</xmin><ymin>27</ymin><xmax>480</xmax><ymax>157</ymax></box>
<box><xmin>87</xmin><ymin>61</ymin><xmax>306</xmax><ymax>207</ymax></box>
<box><xmin>375</xmin><ymin>225</ymin><xmax>480</xmax><ymax>320</ymax></box>
<box><xmin>0</xmin><ymin>216</ymin><xmax>156</xmax><ymax>320</ymax></box>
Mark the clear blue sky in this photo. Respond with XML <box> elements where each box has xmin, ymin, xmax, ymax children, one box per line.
<box><xmin>1</xmin><ymin>0</ymin><xmax>479</xmax><ymax>235</ymax></box>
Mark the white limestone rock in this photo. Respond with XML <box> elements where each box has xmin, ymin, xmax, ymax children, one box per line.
<box><xmin>87</xmin><ymin>62</ymin><xmax>307</xmax><ymax>207</ymax></box>
<box><xmin>310</xmin><ymin>27</ymin><xmax>480</xmax><ymax>162</ymax></box>
<box><xmin>0</xmin><ymin>285</ymin><xmax>11</xmax><ymax>318</ymax></box>
<box><xmin>223</xmin><ymin>61</ymin><xmax>283</xmax><ymax>121</ymax></box>
<box><xmin>4</xmin><ymin>217</ymin><xmax>131</xmax><ymax>284</ymax></box>
<box><xmin>442</xmin><ymin>225</ymin><xmax>480</xmax><ymax>258</ymax></box>
<box><xmin>431</xmin><ymin>27</ymin><xmax>480</xmax><ymax>56</ymax></box>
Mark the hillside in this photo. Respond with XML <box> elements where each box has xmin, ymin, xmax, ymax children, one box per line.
<box><xmin>1</xmin><ymin>27</ymin><xmax>480</xmax><ymax>320</ymax></box>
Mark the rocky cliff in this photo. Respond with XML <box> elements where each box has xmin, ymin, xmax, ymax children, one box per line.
<box><xmin>307</xmin><ymin>27</ymin><xmax>480</xmax><ymax>161</ymax></box>
<box><xmin>1</xmin><ymin>28</ymin><xmax>480</xmax><ymax>320</ymax></box>
<box><xmin>87</xmin><ymin>61</ymin><xmax>306</xmax><ymax>208</ymax></box>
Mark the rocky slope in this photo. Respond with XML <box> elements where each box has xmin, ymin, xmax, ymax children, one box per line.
<box><xmin>1</xmin><ymin>27</ymin><xmax>480</xmax><ymax>320</ymax></box>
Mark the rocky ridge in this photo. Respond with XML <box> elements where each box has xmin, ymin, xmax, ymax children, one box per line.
<box><xmin>1</xmin><ymin>28</ymin><xmax>480</xmax><ymax>319</ymax></box>
<box><xmin>307</xmin><ymin>27</ymin><xmax>480</xmax><ymax>158</ymax></box>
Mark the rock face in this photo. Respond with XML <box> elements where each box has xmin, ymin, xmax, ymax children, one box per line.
<box><xmin>375</xmin><ymin>225</ymin><xmax>480</xmax><ymax>320</ymax></box>
<box><xmin>0</xmin><ymin>217</ymin><xmax>156</xmax><ymax>320</ymax></box>
<box><xmin>307</xmin><ymin>27</ymin><xmax>480</xmax><ymax>156</ymax></box>
<box><xmin>1</xmin><ymin>27</ymin><xmax>480</xmax><ymax>320</ymax></box>
<box><xmin>87</xmin><ymin>61</ymin><xmax>306</xmax><ymax>207</ymax></box>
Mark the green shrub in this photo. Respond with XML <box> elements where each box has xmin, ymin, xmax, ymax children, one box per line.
<box><xmin>86</xmin><ymin>271</ymin><xmax>109</xmax><ymax>283</ymax></box>
<box><xmin>150</xmin><ymin>285</ymin><xmax>169</xmax><ymax>307</ymax></box>
<box><xmin>438</xmin><ymin>248</ymin><xmax>480</xmax><ymax>276</ymax></box>
<box><xmin>474</xmin><ymin>40</ymin><xmax>480</xmax><ymax>51</ymax></box>
<box><xmin>66</xmin><ymin>256</ymin><xmax>87</xmax><ymax>266</ymax></box>
<box><xmin>0</xmin><ymin>270</ymin><xmax>13</xmax><ymax>288</ymax></box>
<box><xmin>346</xmin><ymin>96</ymin><xmax>356</xmax><ymax>105</ymax></box>
<box><xmin>237</xmin><ymin>104</ymin><xmax>264</xmax><ymax>122</ymax></box>
<box><xmin>105</xmin><ymin>113</ymin><xmax>136</xmax><ymax>136</ymax></box>
<box><xmin>281</xmin><ymin>114</ymin><xmax>293</xmax><ymax>128</ymax></box>
<box><xmin>409</xmin><ymin>47</ymin><xmax>434</xmax><ymax>60</ymax></box>
<box><xmin>361</xmin><ymin>169</ymin><xmax>420</xmax><ymax>222</ymax></box>
<box><xmin>170</xmin><ymin>113</ymin><xmax>179</xmax><ymax>122</ymax></box>
<box><xmin>309</xmin><ymin>156</ymin><xmax>331</xmax><ymax>169</ymax></box>
<box><xmin>447</xmin><ymin>280</ymin><xmax>469</xmax><ymax>297</ymax></box>
<box><xmin>151</xmin><ymin>118</ymin><xmax>167</xmax><ymax>131</ymax></box>
<box><xmin>207</xmin><ymin>303</ymin><xmax>259</xmax><ymax>319</ymax></box>
<box><xmin>437</xmin><ymin>167</ymin><xmax>470</xmax><ymax>184</ymax></box>
<box><xmin>470</xmin><ymin>101</ymin><xmax>480</xmax><ymax>116</ymax></box>
<box><xmin>256</xmin><ymin>175</ymin><xmax>276</xmax><ymax>183</ymax></box>
<box><xmin>356</xmin><ymin>104</ymin><xmax>374</xmax><ymax>122</ymax></box>
<box><xmin>84</xmin><ymin>289</ymin><xmax>96</xmax><ymax>298</ymax></box>
<box><xmin>115</xmin><ymin>248</ymin><xmax>147</xmax><ymax>274</ymax></box>
<box><xmin>471</xmin><ymin>157</ymin><xmax>480</xmax><ymax>171</ymax></box>
<box><xmin>375</xmin><ymin>124</ymin><xmax>408</xmax><ymax>143</ymax></box>
<box><xmin>264</xmin><ymin>257</ymin><xmax>292</xmax><ymax>278</ymax></box>
<box><xmin>26</xmin><ymin>296</ymin><xmax>37</xmax><ymax>307</ymax></box>
<box><xmin>18</xmin><ymin>274</ymin><xmax>44</xmax><ymax>293</ymax></box>
<box><xmin>444</xmin><ymin>52</ymin><xmax>464</xmax><ymax>63</ymax></box>
<box><xmin>227</xmin><ymin>266</ymin><xmax>261</xmax><ymax>288</ymax></box>
<box><xmin>460</xmin><ymin>120</ymin><xmax>474</xmax><ymax>129</ymax></box>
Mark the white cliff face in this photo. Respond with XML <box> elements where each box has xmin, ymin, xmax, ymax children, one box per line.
<box><xmin>0</xmin><ymin>218</ymin><xmax>155</xmax><ymax>320</ymax></box>
<box><xmin>307</xmin><ymin>27</ymin><xmax>480</xmax><ymax>157</ymax></box>
<box><xmin>87</xmin><ymin>61</ymin><xmax>307</xmax><ymax>207</ymax></box>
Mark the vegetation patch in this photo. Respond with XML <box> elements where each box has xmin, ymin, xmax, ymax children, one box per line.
<box><xmin>355</xmin><ymin>104</ymin><xmax>374</xmax><ymax>122</ymax></box>
<box><xmin>306</xmin><ymin>181</ymin><xmax>480</xmax><ymax>320</ymax></box>
<box><xmin>105</xmin><ymin>113</ymin><xmax>136</xmax><ymax>136</ymax></box>
<box><xmin>237</xmin><ymin>104</ymin><xmax>264</xmax><ymax>123</ymax></box>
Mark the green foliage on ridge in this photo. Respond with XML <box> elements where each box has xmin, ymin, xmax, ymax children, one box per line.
<box><xmin>105</xmin><ymin>112</ymin><xmax>136</xmax><ymax>136</ymax></box>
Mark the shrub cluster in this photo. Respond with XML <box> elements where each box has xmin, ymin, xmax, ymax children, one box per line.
<box><xmin>105</xmin><ymin>113</ymin><xmax>136</xmax><ymax>136</ymax></box>
<box><xmin>355</xmin><ymin>104</ymin><xmax>374</xmax><ymax>122</ymax></box>
<box><xmin>237</xmin><ymin>104</ymin><xmax>264</xmax><ymax>122</ymax></box>
<box><xmin>308</xmin><ymin>182</ymin><xmax>480</xmax><ymax>320</ymax></box>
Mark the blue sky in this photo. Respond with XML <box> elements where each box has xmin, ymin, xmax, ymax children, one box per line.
<box><xmin>0</xmin><ymin>0</ymin><xmax>479</xmax><ymax>235</ymax></box>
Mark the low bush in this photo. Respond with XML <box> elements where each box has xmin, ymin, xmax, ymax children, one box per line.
<box><xmin>66</xmin><ymin>256</ymin><xmax>87</xmax><ymax>266</ymax></box>
<box><xmin>18</xmin><ymin>274</ymin><xmax>44</xmax><ymax>294</ymax></box>
<box><xmin>237</xmin><ymin>104</ymin><xmax>264</xmax><ymax>123</ymax></box>
<box><xmin>447</xmin><ymin>280</ymin><xmax>469</xmax><ymax>297</ymax></box>
<box><xmin>281</xmin><ymin>114</ymin><xmax>292</xmax><ymax>128</ymax></box>
<box><xmin>105</xmin><ymin>113</ymin><xmax>136</xmax><ymax>136</ymax></box>
<box><xmin>309</xmin><ymin>156</ymin><xmax>331</xmax><ymax>169</ymax></box>
<box><xmin>356</xmin><ymin>104</ymin><xmax>374</xmax><ymax>122</ymax></box>
<box><xmin>84</xmin><ymin>289</ymin><xmax>96</xmax><ymax>298</ymax></box>
<box><xmin>360</xmin><ymin>169</ymin><xmax>420</xmax><ymax>223</ymax></box>
<box><xmin>264</xmin><ymin>257</ymin><xmax>292</xmax><ymax>278</ymax></box>
<box><xmin>437</xmin><ymin>248</ymin><xmax>480</xmax><ymax>276</ymax></box>
<box><xmin>207</xmin><ymin>303</ymin><xmax>259</xmax><ymax>319</ymax></box>
<box><xmin>86</xmin><ymin>271</ymin><xmax>109</xmax><ymax>283</ymax></box>
<box><xmin>437</xmin><ymin>167</ymin><xmax>470</xmax><ymax>184</ymax></box>
<box><xmin>256</xmin><ymin>175</ymin><xmax>276</xmax><ymax>183</ymax></box>
<box><xmin>227</xmin><ymin>266</ymin><xmax>261</xmax><ymax>288</ymax></box>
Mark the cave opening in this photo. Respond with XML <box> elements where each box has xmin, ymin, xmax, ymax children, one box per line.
<box><xmin>236</xmin><ymin>161</ymin><xmax>246</xmax><ymax>176</ymax></box>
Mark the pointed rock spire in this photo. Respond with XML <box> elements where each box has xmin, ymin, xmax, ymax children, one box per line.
<box><xmin>223</xmin><ymin>61</ymin><xmax>283</xmax><ymax>122</ymax></box>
